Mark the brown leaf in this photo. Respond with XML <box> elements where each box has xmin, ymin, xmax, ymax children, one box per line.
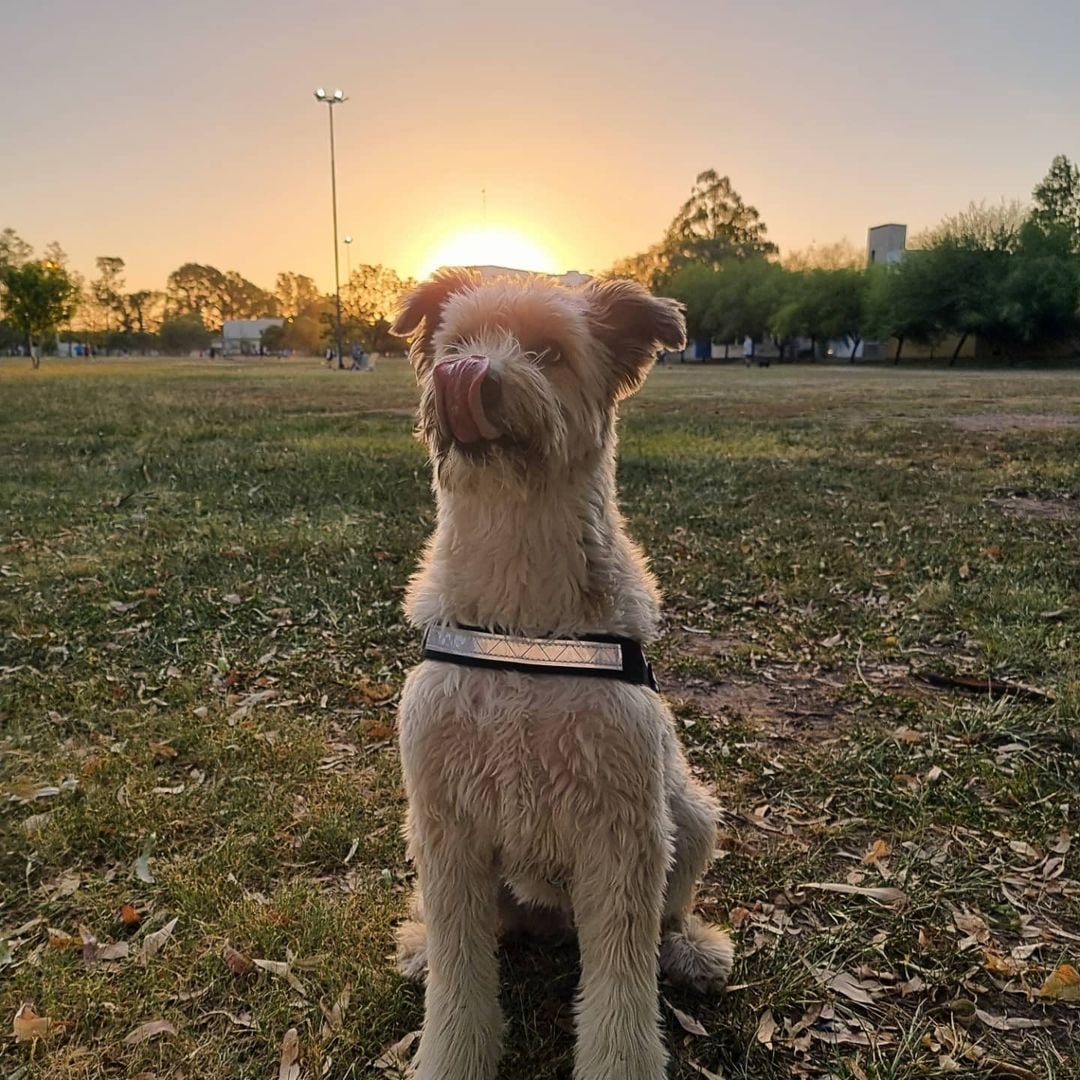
<box><xmin>13</xmin><ymin>1003</ymin><xmax>67</xmax><ymax>1042</ymax></box>
<box><xmin>47</xmin><ymin>927</ymin><xmax>75</xmax><ymax>950</ymax></box>
<box><xmin>149</xmin><ymin>740</ymin><xmax>177</xmax><ymax>758</ymax></box>
<box><xmin>754</xmin><ymin>1009</ymin><xmax>777</xmax><ymax>1046</ymax></box>
<box><xmin>826</xmin><ymin>971</ymin><xmax>879</xmax><ymax>1005</ymax></box>
<box><xmin>223</xmin><ymin>944</ymin><xmax>254</xmax><ymax>976</ymax></box>
<box><xmin>137</xmin><ymin>916</ymin><xmax>178</xmax><ymax>965</ymax></box>
<box><xmin>1038</xmin><ymin>963</ymin><xmax>1080</xmax><ymax>1002</ymax></box>
<box><xmin>120</xmin><ymin>903</ymin><xmax>141</xmax><ymax>928</ymax></box>
<box><xmin>975</xmin><ymin>1009</ymin><xmax>1052</xmax><ymax>1032</ymax></box>
<box><xmin>374</xmin><ymin>1030</ymin><xmax>420</xmax><ymax>1071</ymax></box>
<box><xmin>123</xmin><ymin>1019</ymin><xmax>177</xmax><ymax>1045</ymax></box>
<box><xmin>863</xmin><ymin>839</ymin><xmax>889</xmax><ymax>865</ymax></box>
<box><xmin>278</xmin><ymin>1027</ymin><xmax>301</xmax><ymax>1080</ymax></box>
<box><xmin>665</xmin><ymin>998</ymin><xmax>708</xmax><ymax>1036</ymax></box>
<box><xmin>984</xmin><ymin>951</ymin><xmax>1023</xmax><ymax>978</ymax></box>
<box><xmin>800</xmin><ymin>881</ymin><xmax>908</xmax><ymax>906</ymax></box>
<box><xmin>953</xmin><ymin>911</ymin><xmax>991</xmax><ymax>946</ymax></box>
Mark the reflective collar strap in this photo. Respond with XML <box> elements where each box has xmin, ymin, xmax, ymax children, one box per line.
<box><xmin>422</xmin><ymin>624</ymin><xmax>658</xmax><ymax>692</ymax></box>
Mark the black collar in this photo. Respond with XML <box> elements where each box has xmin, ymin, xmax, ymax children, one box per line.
<box><xmin>422</xmin><ymin>623</ymin><xmax>658</xmax><ymax>692</ymax></box>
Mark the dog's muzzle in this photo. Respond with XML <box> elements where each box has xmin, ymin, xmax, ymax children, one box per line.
<box><xmin>432</xmin><ymin>355</ymin><xmax>502</xmax><ymax>445</ymax></box>
<box><xmin>422</xmin><ymin>624</ymin><xmax>659</xmax><ymax>691</ymax></box>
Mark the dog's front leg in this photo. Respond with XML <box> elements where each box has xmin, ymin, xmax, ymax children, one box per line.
<box><xmin>571</xmin><ymin>821</ymin><xmax>669</xmax><ymax>1080</ymax></box>
<box><xmin>410</xmin><ymin>823</ymin><xmax>503</xmax><ymax>1080</ymax></box>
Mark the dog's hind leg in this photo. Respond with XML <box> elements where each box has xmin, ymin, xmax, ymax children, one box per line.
<box><xmin>409</xmin><ymin>825</ymin><xmax>503</xmax><ymax>1080</ymax></box>
<box><xmin>659</xmin><ymin>764</ymin><xmax>734</xmax><ymax>993</ymax></box>
<box><xmin>571</xmin><ymin>814</ymin><xmax>669</xmax><ymax>1080</ymax></box>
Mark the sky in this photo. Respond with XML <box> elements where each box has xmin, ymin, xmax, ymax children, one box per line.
<box><xmin>3</xmin><ymin>0</ymin><xmax>1079</xmax><ymax>292</ymax></box>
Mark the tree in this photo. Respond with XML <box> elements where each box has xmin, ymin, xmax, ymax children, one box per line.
<box><xmin>607</xmin><ymin>244</ymin><xmax>669</xmax><ymax>289</ymax></box>
<box><xmin>261</xmin><ymin>323</ymin><xmax>287</xmax><ymax>352</ymax></box>
<box><xmin>274</xmin><ymin>272</ymin><xmax>324</xmax><ymax>319</ymax></box>
<box><xmin>159</xmin><ymin>314</ymin><xmax>212</xmax><ymax>355</ymax></box>
<box><xmin>783</xmin><ymin>239</ymin><xmax>864</xmax><ymax>271</ymax></box>
<box><xmin>661</xmin><ymin>169</ymin><xmax>777</xmax><ymax>275</ymax></box>
<box><xmin>0</xmin><ymin>227</ymin><xmax>33</xmax><ymax>268</ymax></box>
<box><xmin>92</xmin><ymin>256</ymin><xmax>127</xmax><ymax>333</ymax></box>
<box><xmin>0</xmin><ymin>260</ymin><xmax>80</xmax><ymax>367</ymax></box>
<box><xmin>911</xmin><ymin>200</ymin><xmax>1028</xmax><ymax>254</ymax></box>
<box><xmin>708</xmin><ymin>258</ymin><xmax>785</xmax><ymax>353</ymax></box>
<box><xmin>341</xmin><ymin>264</ymin><xmax>415</xmax><ymax>351</ymax></box>
<box><xmin>769</xmin><ymin>268</ymin><xmax>867</xmax><ymax>360</ymax></box>
<box><xmin>1030</xmin><ymin>154</ymin><xmax>1080</xmax><ymax>252</ymax></box>
<box><xmin>166</xmin><ymin>263</ymin><xmax>272</xmax><ymax>331</ymax></box>
<box><xmin>664</xmin><ymin>264</ymin><xmax>722</xmax><ymax>343</ymax></box>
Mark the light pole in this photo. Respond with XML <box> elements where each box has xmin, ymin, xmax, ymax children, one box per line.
<box><xmin>314</xmin><ymin>87</ymin><xmax>347</xmax><ymax>369</ymax></box>
<box><xmin>343</xmin><ymin>234</ymin><xmax>353</xmax><ymax>280</ymax></box>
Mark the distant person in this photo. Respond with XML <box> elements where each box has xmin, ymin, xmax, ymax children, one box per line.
<box><xmin>350</xmin><ymin>342</ymin><xmax>368</xmax><ymax>370</ymax></box>
<box><xmin>325</xmin><ymin>345</ymin><xmax>335</xmax><ymax>367</ymax></box>
<box><xmin>743</xmin><ymin>335</ymin><xmax>754</xmax><ymax>367</ymax></box>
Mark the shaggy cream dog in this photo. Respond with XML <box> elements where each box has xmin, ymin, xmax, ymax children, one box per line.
<box><xmin>391</xmin><ymin>270</ymin><xmax>734</xmax><ymax>1080</ymax></box>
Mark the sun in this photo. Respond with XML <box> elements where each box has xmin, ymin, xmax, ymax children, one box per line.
<box><xmin>419</xmin><ymin>226</ymin><xmax>558</xmax><ymax>278</ymax></box>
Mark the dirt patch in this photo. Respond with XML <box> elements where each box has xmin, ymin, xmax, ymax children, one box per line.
<box><xmin>987</xmin><ymin>494</ymin><xmax>1079</xmax><ymax>520</ymax></box>
<box><xmin>953</xmin><ymin>412</ymin><xmax>1080</xmax><ymax>433</ymax></box>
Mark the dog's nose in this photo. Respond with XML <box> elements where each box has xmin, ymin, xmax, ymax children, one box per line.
<box><xmin>433</xmin><ymin>355</ymin><xmax>502</xmax><ymax>444</ymax></box>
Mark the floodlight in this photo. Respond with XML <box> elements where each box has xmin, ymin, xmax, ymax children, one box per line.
<box><xmin>314</xmin><ymin>87</ymin><xmax>326</xmax><ymax>100</ymax></box>
<box><xmin>333</xmin><ymin>89</ymin><xmax>344</xmax><ymax>100</ymax></box>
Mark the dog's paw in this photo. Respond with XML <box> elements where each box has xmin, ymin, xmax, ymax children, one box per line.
<box><xmin>394</xmin><ymin>919</ymin><xmax>428</xmax><ymax>983</ymax></box>
<box><xmin>660</xmin><ymin>916</ymin><xmax>734</xmax><ymax>994</ymax></box>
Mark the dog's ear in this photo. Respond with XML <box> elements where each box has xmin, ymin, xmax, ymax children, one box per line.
<box><xmin>585</xmin><ymin>279</ymin><xmax>687</xmax><ymax>398</ymax></box>
<box><xmin>392</xmin><ymin>268</ymin><xmax>478</xmax><ymax>376</ymax></box>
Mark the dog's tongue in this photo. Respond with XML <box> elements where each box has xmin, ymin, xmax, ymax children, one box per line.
<box><xmin>433</xmin><ymin>355</ymin><xmax>500</xmax><ymax>444</ymax></box>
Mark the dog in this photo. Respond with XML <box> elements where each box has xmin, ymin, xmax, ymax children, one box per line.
<box><xmin>390</xmin><ymin>269</ymin><xmax>734</xmax><ymax>1080</ymax></box>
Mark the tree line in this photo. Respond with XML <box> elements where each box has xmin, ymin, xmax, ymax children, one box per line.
<box><xmin>612</xmin><ymin>156</ymin><xmax>1080</xmax><ymax>363</ymax></box>
<box><xmin>0</xmin><ymin>235</ymin><xmax>415</xmax><ymax>364</ymax></box>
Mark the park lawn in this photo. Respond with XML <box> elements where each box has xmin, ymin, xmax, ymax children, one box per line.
<box><xmin>0</xmin><ymin>355</ymin><xmax>1078</xmax><ymax>1079</ymax></box>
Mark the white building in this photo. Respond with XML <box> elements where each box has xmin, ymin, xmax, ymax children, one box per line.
<box><xmin>867</xmin><ymin>224</ymin><xmax>907</xmax><ymax>267</ymax></box>
<box><xmin>221</xmin><ymin>317</ymin><xmax>284</xmax><ymax>356</ymax></box>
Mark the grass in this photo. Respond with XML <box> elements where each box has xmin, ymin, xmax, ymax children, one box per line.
<box><xmin>1</xmin><ymin>355</ymin><xmax>1078</xmax><ymax>1079</ymax></box>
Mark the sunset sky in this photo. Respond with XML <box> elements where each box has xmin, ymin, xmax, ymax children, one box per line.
<box><xmin>3</xmin><ymin>0</ymin><xmax>1078</xmax><ymax>292</ymax></box>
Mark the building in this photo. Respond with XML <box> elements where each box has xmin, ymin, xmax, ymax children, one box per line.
<box><xmin>221</xmin><ymin>317</ymin><xmax>284</xmax><ymax>356</ymax></box>
<box><xmin>867</xmin><ymin>224</ymin><xmax>907</xmax><ymax>267</ymax></box>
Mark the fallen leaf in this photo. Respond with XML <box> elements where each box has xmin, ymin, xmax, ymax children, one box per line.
<box><xmin>1038</xmin><ymin>963</ymin><xmax>1080</xmax><ymax>1002</ymax></box>
<box><xmin>958</xmin><ymin>563</ymin><xmax>970</xmax><ymax>579</ymax></box>
<box><xmin>665</xmin><ymin>998</ymin><xmax>708</xmax><ymax>1036</ymax></box>
<box><xmin>133</xmin><ymin>838</ymin><xmax>156</xmax><ymax>884</ymax></box>
<box><xmin>979</xmin><ymin>1060</ymin><xmax>1038</xmax><ymax>1080</ymax></box>
<box><xmin>13</xmin><ymin>1003</ymin><xmax>67</xmax><ymax>1042</ymax></box>
<box><xmin>975</xmin><ymin>1009</ymin><xmax>1052</xmax><ymax>1032</ymax></box>
<box><xmin>123</xmin><ymin>1019</ymin><xmax>177</xmax><ymax>1045</ymax></box>
<box><xmin>984</xmin><ymin>951</ymin><xmax>1023</xmax><ymax>978</ymax></box>
<box><xmin>953</xmin><ymin>911</ymin><xmax>991</xmax><ymax>946</ymax></box>
<box><xmin>821</xmin><ymin>632</ymin><xmax>843</xmax><ymax>648</ymax></box>
<box><xmin>137</xmin><ymin>916</ymin><xmax>178</xmax><ymax>966</ymax></box>
<box><xmin>47</xmin><ymin>927</ymin><xmax>75</xmax><ymax>950</ymax></box>
<box><xmin>47</xmin><ymin>870</ymin><xmax>81</xmax><ymax>899</ymax></box>
<box><xmin>374</xmin><ymin>1029</ymin><xmax>420</xmax><ymax>1071</ymax></box>
<box><xmin>800</xmin><ymin>881</ymin><xmax>908</xmax><ymax>906</ymax></box>
<box><xmin>863</xmin><ymin>839</ymin><xmax>889</xmax><ymax>865</ymax></box>
<box><xmin>120</xmin><ymin>903</ymin><xmax>141</xmax><ymax>928</ymax></box>
<box><xmin>755</xmin><ymin>1009</ymin><xmax>777</xmax><ymax>1046</ymax></box>
<box><xmin>892</xmin><ymin>726</ymin><xmax>926</xmax><ymax>744</ymax></box>
<box><xmin>826</xmin><ymin>971</ymin><xmax>879</xmax><ymax>1005</ymax></box>
<box><xmin>686</xmin><ymin>1060</ymin><xmax>725</xmax><ymax>1080</ymax></box>
<box><xmin>1008</xmin><ymin>840</ymin><xmax>1041</xmax><ymax>860</ymax></box>
<box><xmin>279</xmin><ymin>1027</ymin><xmax>301</xmax><ymax>1080</ymax></box>
<box><xmin>223</xmin><ymin>944</ymin><xmax>254</xmax><ymax>976</ymax></box>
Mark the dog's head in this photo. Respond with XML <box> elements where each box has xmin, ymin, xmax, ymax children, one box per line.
<box><xmin>392</xmin><ymin>270</ymin><xmax>685</xmax><ymax>475</ymax></box>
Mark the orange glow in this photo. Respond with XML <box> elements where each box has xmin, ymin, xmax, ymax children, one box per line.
<box><xmin>419</xmin><ymin>226</ymin><xmax>559</xmax><ymax>279</ymax></box>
